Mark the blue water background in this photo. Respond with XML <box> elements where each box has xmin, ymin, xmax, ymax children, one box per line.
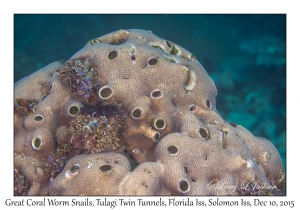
<box><xmin>14</xmin><ymin>14</ymin><xmax>286</xmax><ymax>171</ymax></box>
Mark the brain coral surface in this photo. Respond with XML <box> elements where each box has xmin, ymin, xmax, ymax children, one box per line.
<box><xmin>14</xmin><ymin>29</ymin><xmax>285</xmax><ymax>196</ymax></box>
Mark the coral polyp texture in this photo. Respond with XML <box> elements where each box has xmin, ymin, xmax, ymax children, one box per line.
<box><xmin>14</xmin><ymin>29</ymin><xmax>285</xmax><ymax>196</ymax></box>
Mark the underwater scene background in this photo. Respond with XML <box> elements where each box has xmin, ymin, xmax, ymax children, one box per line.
<box><xmin>14</xmin><ymin>14</ymin><xmax>286</xmax><ymax>171</ymax></box>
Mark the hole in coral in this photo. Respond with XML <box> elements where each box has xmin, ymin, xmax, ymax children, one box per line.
<box><xmin>151</xmin><ymin>89</ymin><xmax>162</xmax><ymax>99</ymax></box>
<box><xmin>151</xmin><ymin>44</ymin><xmax>164</xmax><ymax>51</ymax></box>
<box><xmin>68</xmin><ymin>105</ymin><xmax>80</xmax><ymax>116</ymax></box>
<box><xmin>132</xmin><ymin>108</ymin><xmax>142</xmax><ymax>119</ymax></box>
<box><xmin>179</xmin><ymin>180</ymin><xmax>190</xmax><ymax>193</ymax></box>
<box><xmin>99</xmin><ymin>164</ymin><xmax>112</xmax><ymax>173</ymax></box>
<box><xmin>190</xmin><ymin>54</ymin><xmax>196</xmax><ymax>61</ymax></box>
<box><xmin>230</xmin><ymin>122</ymin><xmax>237</xmax><ymax>127</ymax></box>
<box><xmin>204</xmin><ymin>155</ymin><xmax>208</xmax><ymax>161</ymax></box>
<box><xmin>189</xmin><ymin>104</ymin><xmax>196</xmax><ymax>111</ymax></box>
<box><xmin>99</xmin><ymin>86</ymin><xmax>113</xmax><ymax>99</ymax></box>
<box><xmin>147</xmin><ymin>57</ymin><xmax>158</xmax><ymax>66</ymax></box>
<box><xmin>206</xmin><ymin>99</ymin><xmax>211</xmax><ymax>109</ymax></box>
<box><xmin>89</xmin><ymin>39</ymin><xmax>100</xmax><ymax>45</ymax></box>
<box><xmin>199</xmin><ymin>127</ymin><xmax>209</xmax><ymax>139</ymax></box>
<box><xmin>165</xmin><ymin>40</ymin><xmax>172</xmax><ymax>48</ymax></box>
<box><xmin>107</xmin><ymin>50</ymin><xmax>118</xmax><ymax>60</ymax></box>
<box><xmin>130</xmin><ymin>54</ymin><xmax>136</xmax><ymax>61</ymax></box>
<box><xmin>70</xmin><ymin>165</ymin><xmax>80</xmax><ymax>173</ymax></box>
<box><xmin>167</xmin><ymin>145</ymin><xmax>179</xmax><ymax>155</ymax></box>
<box><xmin>34</xmin><ymin>115</ymin><xmax>44</xmax><ymax>122</ymax></box>
<box><xmin>154</xmin><ymin>133</ymin><xmax>160</xmax><ymax>142</ymax></box>
<box><xmin>209</xmin><ymin>178</ymin><xmax>219</xmax><ymax>185</ymax></box>
<box><xmin>31</xmin><ymin>137</ymin><xmax>42</xmax><ymax>150</ymax></box>
<box><xmin>170</xmin><ymin>44</ymin><xmax>179</xmax><ymax>55</ymax></box>
<box><xmin>154</xmin><ymin>118</ymin><xmax>166</xmax><ymax>130</ymax></box>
